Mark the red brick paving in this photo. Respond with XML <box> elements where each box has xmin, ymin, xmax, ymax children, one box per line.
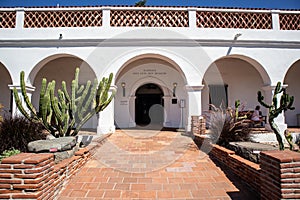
<box><xmin>57</xmin><ymin>129</ymin><xmax>255</xmax><ymax>199</ymax></box>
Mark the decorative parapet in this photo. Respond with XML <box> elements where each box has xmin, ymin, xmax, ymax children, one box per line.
<box><xmin>0</xmin><ymin>6</ymin><xmax>299</xmax><ymax>30</ymax></box>
<box><xmin>24</xmin><ymin>10</ymin><xmax>102</xmax><ymax>28</ymax></box>
<box><xmin>110</xmin><ymin>9</ymin><xmax>189</xmax><ymax>27</ymax></box>
<box><xmin>0</xmin><ymin>11</ymin><xmax>16</xmax><ymax>28</ymax></box>
<box><xmin>279</xmin><ymin>13</ymin><xmax>300</xmax><ymax>30</ymax></box>
<box><xmin>196</xmin><ymin>11</ymin><xmax>272</xmax><ymax>29</ymax></box>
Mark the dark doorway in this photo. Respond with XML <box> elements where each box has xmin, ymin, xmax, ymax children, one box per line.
<box><xmin>135</xmin><ymin>83</ymin><xmax>164</xmax><ymax>126</ymax></box>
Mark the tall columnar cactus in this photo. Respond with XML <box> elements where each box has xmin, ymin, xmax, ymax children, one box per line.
<box><xmin>13</xmin><ymin>68</ymin><xmax>115</xmax><ymax>137</ymax></box>
<box><xmin>257</xmin><ymin>82</ymin><xmax>295</xmax><ymax>150</ymax></box>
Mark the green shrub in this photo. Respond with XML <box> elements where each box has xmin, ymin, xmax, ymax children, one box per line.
<box><xmin>0</xmin><ymin>148</ymin><xmax>21</xmax><ymax>162</ymax></box>
<box><xmin>0</xmin><ymin>116</ymin><xmax>46</xmax><ymax>153</ymax></box>
<box><xmin>208</xmin><ymin>105</ymin><xmax>251</xmax><ymax>147</ymax></box>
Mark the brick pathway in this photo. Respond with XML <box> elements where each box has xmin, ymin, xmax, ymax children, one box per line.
<box><xmin>57</xmin><ymin>129</ymin><xmax>256</xmax><ymax>200</ymax></box>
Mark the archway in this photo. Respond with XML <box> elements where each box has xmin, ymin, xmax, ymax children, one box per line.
<box><xmin>30</xmin><ymin>55</ymin><xmax>97</xmax><ymax>129</ymax></box>
<box><xmin>114</xmin><ymin>56</ymin><xmax>186</xmax><ymax>129</ymax></box>
<box><xmin>202</xmin><ymin>55</ymin><xmax>270</xmax><ymax>114</ymax></box>
<box><xmin>0</xmin><ymin>63</ymin><xmax>12</xmax><ymax>116</ymax></box>
<box><xmin>284</xmin><ymin>59</ymin><xmax>300</xmax><ymax>127</ymax></box>
<box><xmin>135</xmin><ymin>83</ymin><xmax>164</xmax><ymax>126</ymax></box>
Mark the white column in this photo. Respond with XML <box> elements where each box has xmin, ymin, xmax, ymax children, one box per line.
<box><xmin>185</xmin><ymin>85</ymin><xmax>204</xmax><ymax>132</ymax></box>
<box><xmin>97</xmin><ymin>86</ymin><xmax>117</xmax><ymax>134</ymax></box>
<box><xmin>187</xmin><ymin>8</ymin><xmax>197</xmax><ymax>28</ymax></box>
<box><xmin>271</xmin><ymin>10</ymin><xmax>280</xmax><ymax>31</ymax></box>
<box><xmin>162</xmin><ymin>96</ymin><xmax>172</xmax><ymax>127</ymax></box>
<box><xmin>128</xmin><ymin>95</ymin><xmax>136</xmax><ymax>127</ymax></box>
<box><xmin>8</xmin><ymin>84</ymin><xmax>35</xmax><ymax>116</ymax></box>
<box><xmin>102</xmin><ymin>7</ymin><xmax>111</xmax><ymax>27</ymax></box>
<box><xmin>15</xmin><ymin>8</ymin><xmax>25</xmax><ymax>29</ymax></box>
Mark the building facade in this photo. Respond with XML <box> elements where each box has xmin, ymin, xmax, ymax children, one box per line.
<box><xmin>0</xmin><ymin>6</ymin><xmax>299</xmax><ymax>134</ymax></box>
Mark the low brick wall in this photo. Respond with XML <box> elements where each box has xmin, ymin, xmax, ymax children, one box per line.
<box><xmin>210</xmin><ymin>144</ymin><xmax>261</xmax><ymax>193</ymax></box>
<box><xmin>260</xmin><ymin>150</ymin><xmax>300</xmax><ymax>200</ymax></box>
<box><xmin>0</xmin><ymin>148</ymin><xmax>90</xmax><ymax>200</ymax></box>
<box><xmin>194</xmin><ymin>135</ymin><xmax>300</xmax><ymax>200</ymax></box>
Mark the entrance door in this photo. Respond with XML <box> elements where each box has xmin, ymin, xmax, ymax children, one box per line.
<box><xmin>135</xmin><ymin>83</ymin><xmax>164</xmax><ymax>126</ymax></box>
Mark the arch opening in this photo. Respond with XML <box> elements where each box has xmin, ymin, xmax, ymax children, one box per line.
<box><xmin>202</xmin><ymin>56</ymin><xmax>270</xmax><ymax>116</ymax></box>
<box><xmin>114</xmin><ymin>55</ymin><xmax>187</xmax><ymax>129</ymax></box>
<box><xmin>284</xmin><ymin>59</ymin><xmax>300</xmax><ymax>127</ymax></box>
<box><xmin>30</xmin><ymin>55</ymin><xmax>98</xmax><ymax>129</ymax></box>
<box><xmin>135</xmin><ymin>83</ymin><xmax>164</xmax><ymax>127</ymax></box>
<box><xmin>0</xmin><ymin>62</ymin><xmax>13</xmax><ymax>116</ymax></box>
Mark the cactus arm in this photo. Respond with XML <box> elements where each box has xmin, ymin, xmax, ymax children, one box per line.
<box><xmin>61</xmin><ymin>81</ymin><xmax>70</xmax><ymax>103</ymax></box>
<box><xmin>19</xmin><ymin>71</ymin><xmax>37</xmax><ymax>116</ymax></box>
<box><xmin>12</xmin><ymin>87</ymin><xmax>34</xmax><ymax>120</ymax></box>
<box><xmin>77</xmin><ymin>80</ymin><xmax>91</xmax><ymax>120</ymax></box>
<box><xmin>99</xmin><ymin>90</ymin><xmax>116</xmax><ymax>112</ymax></box>
<box><xmin>72</xmin><ymin>110</ymin><xmax>96</xmax><ymax>136</ymax></box>
<box><xmin>79</xmin><ymin>80</ymin><xmax>97</xmax><ymax>120</ymax></box>
<box><xmin>77</xmin><ymin>85</ymin><xmax>84</xmax><ymax>95</ymax></box>
<box><xmin>39</xmin><ymin>78</ymin><xmax>47</xmax><ymax>117</ymax></box>
<box><xmin>74</xmin><ymin>68</ymin><xmax>79</xmax><ymax>91</ymax></box>
<box><xmin>257</xmin><ymin>91</ymin><xmax>272</xmax><ymax>108</ymax></box>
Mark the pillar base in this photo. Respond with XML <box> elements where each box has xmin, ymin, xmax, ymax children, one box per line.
<box><xmin>97</xmin><ymin>125</ymin><xmax>115</xmax><ymax>135</ymax></box>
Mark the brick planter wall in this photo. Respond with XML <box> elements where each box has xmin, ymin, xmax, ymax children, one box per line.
<box><xmin>194</xmin><ymin>135</ymin><xmax>300</xmax><ymax>200</ymax></box>
<box><xmin>0</xmin><ymin>148</ymin><xmax>90</xmax><ymax>200</ymax></box>
<box><xmin>210</xmin><ymin>144</ymin><xmax>261</xmax><ymax>193</ymax></box>
<box><xmin>260</xmin><ymin>150</ymin><xmax>300</xmax><ymax>200</ymax></box>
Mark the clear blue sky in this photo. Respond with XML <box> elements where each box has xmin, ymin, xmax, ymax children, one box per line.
<box><xmin>0</xmin><ymin>0</ymin><xmax>299</xmax><ymax>9</ymax></box>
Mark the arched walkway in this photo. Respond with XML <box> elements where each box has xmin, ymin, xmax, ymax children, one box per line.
<box><xmin>284</xmin><ymin>59</ymin><xmax>300</xmax><ymax>127</ymax></box>
<box><xmin>30</xmin><ymin>54</ymin><xmax>98</xmax><ymax>129</ymax></box>
<box><xmin>202</xmin><ymin>55</ymin><xmax>270</xmax><ymax>113</ymax></box>
<box><xmin>0</xmin><ymin>62</ymin><xmax>12</xmax><ymax>116</ymax></box>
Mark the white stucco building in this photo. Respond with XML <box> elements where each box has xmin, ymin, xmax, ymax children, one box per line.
<box><xmin>0</xmin><ymin>6</ymin><xmax>299</xmax><ymax>134</ymax></box>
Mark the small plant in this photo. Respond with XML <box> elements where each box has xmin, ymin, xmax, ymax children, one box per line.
<box><xmin>13</xmin><ymin>68</ymin><xmax>115</xmax><ymax>137</ymax></box>
<box><xmin>257</xmin><ymin>82</ymin><xmax>295</xmax><ymax>150</ymax></box>
<box><xmin>0</xmin><ymin>116</ymin><xmax>45</xmax><ymax>153</ymax></box>
<box><xmin>209</xmin><ymin>104</ymin><xmax>250</xmax><ymax>147</ymax></box>
<box><xmin>0</xmin><ymin>148</ymin><xmax>21</xmax><ymax>162</ymax></box>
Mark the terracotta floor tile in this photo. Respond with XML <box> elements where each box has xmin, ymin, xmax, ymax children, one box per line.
<box><xmin>57</xmin><ymin>130</ymin><xmax>259</xmax><ymax>200</ymax></box>
<box><xmin>157</xmin><ymin>191</ymin><xmax>173</xmax><ymax>198</ymax></box>
<box><xmin>99</xmin><ymin>183</ymin><xmax>115</xmax><ymax>189</ymax></box>
<box><xmin>172</xmin><ymin>190</ymin><xmax>192</xmax><ymax>198</ymax></box>
<box><xmin>86</xmin><ymin>190</ymin><xmax>105</xmax><ymax>198</ymax></box>
<box><xmin>131</xmin><ymin>183</ymin><xmax>146</xmax><ymax>190</ymax></box>
<box><xmin>68</xmin><ymin>189</ymin><xmax>88</xmax><ymax>197</ymax></box>
<box><xmin>138</xmin><ymin>190</ymin><xmax>157</xmax><ymax>199</ymax></box>
<box><xmin>82</xmin><ymin>182</ymin><xmax>100</xmax><ymax>189</ymax></box>
<box><xmin>103</xmin><ymin>190</ymin><xmax>121</xmax><ymax>198</ymax></box>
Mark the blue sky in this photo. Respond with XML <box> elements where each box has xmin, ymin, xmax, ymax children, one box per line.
<box><xmin>0</xmin><ymin>0</ymin><xmax>299</xmax><ymax>9</ymax></box>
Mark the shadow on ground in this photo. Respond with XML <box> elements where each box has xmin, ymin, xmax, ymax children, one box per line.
<box><xmin>210</xmin><ymin>156</ymin><xmax>260</xmax><ymax>200</ymax></box>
